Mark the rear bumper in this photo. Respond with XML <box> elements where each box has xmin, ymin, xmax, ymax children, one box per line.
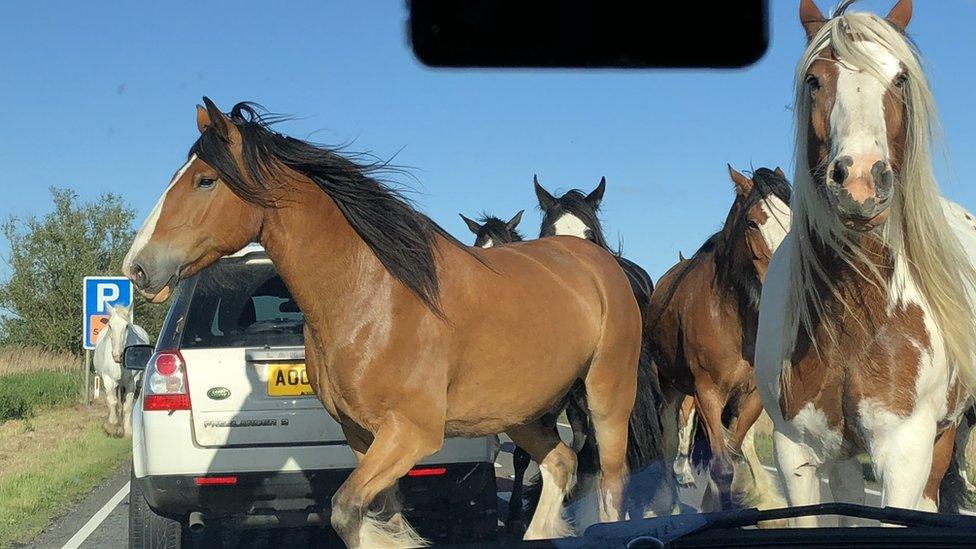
<box><xmin>138</xmin><ymin>461</ymin><xmax>497</xmax><ymax>529</ymax></box>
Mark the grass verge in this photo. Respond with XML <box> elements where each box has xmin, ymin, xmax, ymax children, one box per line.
<box><xmin>0</xmin><ymin>371</ymin><xmax>81</xmax><ymax>423</ymax></box>
<box><xmin>0</xmin><ymin>404</ymin><xmax>131</xmax><ymax>548</ymax></box>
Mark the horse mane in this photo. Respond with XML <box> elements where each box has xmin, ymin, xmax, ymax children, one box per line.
<box><xmin>189</xmin><ymin>102</ymin><xmax>472</xmax><ymax>314</ymax></box>
<box><xmin>539</xmin><ymin>189</ymin><xmax>609</xmax><ymax>249</ymax></box>
<box><xmin>477</xmin><ymin>213</ymin><xmax>524</xmax><ymax>243</ymax></box>
<box><xmin>690</xmin><ymin>168</ymin><xmax>792</xmax><ymax>313</ymax></box>
<box><xmin>786</xmin><ymin>6</ymin><xmax>976</xmax><ymax>392</ymax></box>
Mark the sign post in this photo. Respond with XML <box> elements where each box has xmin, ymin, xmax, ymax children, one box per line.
<box><xmin>82</xmin><ymin>277</ymin><xmax>134</xmax><ymax>405</ymax></box>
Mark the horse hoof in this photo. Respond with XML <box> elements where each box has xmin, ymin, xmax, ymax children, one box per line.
<box><xmin>102</xmin><ymin>423</ymin><xmax>118</xmax><ymax>436</ymax></box>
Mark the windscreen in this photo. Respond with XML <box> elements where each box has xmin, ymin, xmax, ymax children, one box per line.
<box><xmin>179</xmin><ymin>260</ymin><xmax>304</xmax><ymax>349</ymax></box>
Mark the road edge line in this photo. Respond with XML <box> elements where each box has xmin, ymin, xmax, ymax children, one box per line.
<box><xmin>61</xmin><ymin>481</ymin><xmax>130</xmax><ymax>549</ymax></box>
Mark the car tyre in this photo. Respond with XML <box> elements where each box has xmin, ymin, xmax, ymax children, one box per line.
<box><xmin>129</xmin><ymin>470</ymin><xmax>185</xmax><ymax>549</ymax></box>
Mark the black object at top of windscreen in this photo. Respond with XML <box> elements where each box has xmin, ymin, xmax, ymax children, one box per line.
<box><xmin>410</xmin><ymin>0</ymin><xmax>768</xmax><ymax>69</ymax></box>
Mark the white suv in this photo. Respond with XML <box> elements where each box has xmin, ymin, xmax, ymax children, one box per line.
<box><xmin>122</xmin><ymin>244</ymin><xmax>499</xmax><ymax>547</ymax></box>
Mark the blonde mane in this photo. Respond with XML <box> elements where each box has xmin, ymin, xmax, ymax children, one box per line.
<box><xmin>784</xmin><ymin>6</ymin><xmax>976</xmax><ymax>394</ymax></box>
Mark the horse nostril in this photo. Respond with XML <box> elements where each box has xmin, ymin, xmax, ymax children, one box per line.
<box><xmin>131</xmin><ymin>263</ymin><xmax>149</xmax><ymax>289</ymax></box>
<box><xmin>831</xmin><ymin>156</ymin><xmax>853</xmax><ymax>185</ymax></box>
<box><xmin>872</xmin><ymin>160</ymin><xmax>894</xmax><ymax>199</ymax></box>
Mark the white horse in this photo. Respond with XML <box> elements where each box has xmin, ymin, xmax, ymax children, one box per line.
<box><xmin>757</xmin><ymin>0</ymin><xmax>976</xmax><ymax>524</ymax></box>
<box><xmin>93</xmin><ymin>305</ymin><xmax>150</xmax><ymax>437</ymax></box>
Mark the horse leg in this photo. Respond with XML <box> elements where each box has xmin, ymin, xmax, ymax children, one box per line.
<box><xmin>505</xmin><ymin>446</ymin><xmax>531</xmax><ymax>533</ymax></box>
<box><xmin>923</xmin><ymin>424</ymin><xmax>957</xmax><ymax>513</ymax></box>
<box><xmin>674</xmin><ymin>396</ymin><xmax>697</xmax><ymax>488</ymax></box>
<box><xmin>102</xmin><ymin>376</ymin><xmax>120</xmax><ymax>437</ymax></box>
<box><xmin>584</xmin><ymin>370</ymin><xmax>635</xmax><ymax>523</ymax></box>
<box><xmin>695</xmin><ymin>386</ymin><xmax>734</xmax><ymax>511</ymax></box>
<box><xmin>729</xmin><ymin>391</ymin><xmax>782</xmax><ymax>509</ymax></box>
<box><xmin>954</xmin><ymin>411</ymin><xmax>976</xmax><ymax>496</ymax></box>
<box><xmin>827</xmin><ymin>457</ymin><xmax>865</xmax><ymax>526</ymax></box>
<box><xmin>773</xmin><ymin>429</ymin><xmax>821</xmax><ymax>527</ymax></box>
<box><xmin>871</xmin><ymin>416</ymin><xmax>935</xmax><ymax>513</ymax></box>
<box><xmin>507</xmin><ymin>421</ymin><xmax>576</xmax><ymax>540</ymax></box>
<box><xmin>330</xmin><ymin>418</ymin><xmax>440</xmax><ymax>548</ymax></box>
<box><xmin>121</xmin><ymin>390</ymin><xmax>135</xmax><ymax>438</ymax></box>
<box><xmin>566</xmin><ymin>397</ymin><xmax>589</xmax><ymax>453</ymax></box>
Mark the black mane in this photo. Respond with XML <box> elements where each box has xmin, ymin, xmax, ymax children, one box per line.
<box><xmin>699</xmin><ymin>167</ymin><xmax>792</xmax><ymax>311</ymax></box>
<box><xmin>476</xmin><ymin>214</ymin><xmax>523</xmax><ymax>246</ymax></box>
<box><xmin>190</xmin><ymin>102</ymin><xmax>469</xmax><ymax>313</ymax></box>
<box><xmin>538</xmin><ymin>189</ymin><xmax>609</xmax><ymax>248</ymax></box>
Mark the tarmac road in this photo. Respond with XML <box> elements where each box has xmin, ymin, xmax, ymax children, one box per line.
<box><xmin>23</xmin><ymin>425</ymin><xmax>972</xmax><ymax>548</ymax></box>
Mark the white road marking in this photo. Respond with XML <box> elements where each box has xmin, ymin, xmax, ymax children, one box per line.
<box><xmin>61</xmin><ymin>481</ymin><xmax>130</xmax><ymax>549</ymax></box>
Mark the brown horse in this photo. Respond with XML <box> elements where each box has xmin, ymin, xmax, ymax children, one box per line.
<box><xmin>650</xmin><ymin>165</ymin><xmax>791</xmax><ymax>511</ymax></box>
<box><xmin>123</xmin><ymin>99</ymin><xmax>643</xmax><ymax>547</ymax></box>
<box><xmin>757</xmin><ymin>0</ymin><xmax>976</xmax><ymax>524</ymax></box>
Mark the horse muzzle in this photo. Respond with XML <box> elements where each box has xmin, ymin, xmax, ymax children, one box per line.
<box><xmin>823</xmin><ymin>154</ymin><xmax>894</xmax><ymax>231</ymax></box>
<box><xmin>124</xmin><ymin>247</ymin><xmax>181</xmax><ymax>304</ymax></box>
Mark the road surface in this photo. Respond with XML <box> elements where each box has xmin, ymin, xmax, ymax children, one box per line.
<box><xmin>26</xmin><ymin>425</ymin><xmax>969</xmax><ymax>548</ymax></box>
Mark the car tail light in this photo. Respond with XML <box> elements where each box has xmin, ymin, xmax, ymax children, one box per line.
<box><xmin>143</xmin><ymin>350</ymin><xmax>191</xmax><ymax>411</ymax></box>
<box><xmin>407</xmin><ymin>467</ymin><xmax>447</xmax><ymax>477</ymax></box>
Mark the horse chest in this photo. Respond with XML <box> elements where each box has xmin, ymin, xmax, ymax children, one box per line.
<box><xmin>782</xmin><ymin>296</ymin><xmax>958</xmax><ymax>452</ymax></box>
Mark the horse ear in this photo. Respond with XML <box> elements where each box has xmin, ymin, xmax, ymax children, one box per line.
<box><xmin>196</xmin><ymin>105</ymin><xmax>211</xmax><ymax>134</ymax></box>
<box><xmin>534</xmin><ymin>175</ymin><xmax>556</xmax><ymax>211</ymax></box>
<box><xmin>507</xmin><ymin>210</ymin><xmax>524</xmax><ymax>230</ymax></box>
<box><xmin>459</xmin><ymin>214</ymin><xmax>481</xmax><ymax>235</ymax></box>
<box><xmin>728</xmin><ymin>164</ymin><xmax>753</xmax><ymax>196</ymax></box>
<box><xmin>586</xmin><ymin>177</ymin><xmax>606</xmax><ymax>209</ymax></box>
<box><xmin>886</xmin><ymin>0</ymin><xmax>912</xmax><ymax>32</ymax></box>
<box><xmin>774</xmin><ymin>166</ymin><xmax>786</xmax><ymax>179</ymax></box>
<box><xmin>799</xmin><ymin>0</ymin><xmax>826</xmax><ymax>40</ymax></box>
<box><xmin>198</xmin><ymin>96</ymin><xmax>231</xmax><ymax>141</ymax></box>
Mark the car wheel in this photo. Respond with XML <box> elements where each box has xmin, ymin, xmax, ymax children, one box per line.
<box><xmin>128</xmin><ymin>470</ymin><xmax>185</xmax><ymax>549</ymax></box>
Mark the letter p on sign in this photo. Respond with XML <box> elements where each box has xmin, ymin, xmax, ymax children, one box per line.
<box><xmin>96</xmin><ymin>284</ymin><xmax>120</xmax><ymax>313</ymax></box>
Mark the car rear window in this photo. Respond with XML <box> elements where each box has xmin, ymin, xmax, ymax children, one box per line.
<box><xmin>179</xmin><ymin>259</ymin><xmax>304</xmax><ymax>349</ymax></box>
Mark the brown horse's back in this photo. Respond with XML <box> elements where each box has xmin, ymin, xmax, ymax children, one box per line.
<box><xmin>436</xmin><ymin>236</ymin><xmax>642</xmax><ymax>437</ymax></box>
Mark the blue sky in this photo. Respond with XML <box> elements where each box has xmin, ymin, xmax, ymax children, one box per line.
<box><xmin>1</xmin><ymin>1</ymin><xmax>974</xmax><ymax>280</ymax></box>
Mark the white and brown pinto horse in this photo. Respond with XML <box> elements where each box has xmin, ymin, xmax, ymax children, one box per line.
<box><xmin>123</xmin><ymin>99</ymin><xmax>644</xmax><ymax>547</ymax></box>
<box><xmin>757</xmin><ymin>0</ymin><xmax>976</xmax><ymax>524</ymax></box>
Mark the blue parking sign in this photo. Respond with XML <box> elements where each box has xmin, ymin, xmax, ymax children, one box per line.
<box><xmin>83</xmin><ymin>276</ymin><xmax>134</xmax><ymax>350</ymax></box>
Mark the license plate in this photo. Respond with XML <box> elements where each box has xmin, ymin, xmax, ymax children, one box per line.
<box><xmin>267</xmin><ymin>363</ymin><xmax>314</xmax><ymax>397</ymax></box>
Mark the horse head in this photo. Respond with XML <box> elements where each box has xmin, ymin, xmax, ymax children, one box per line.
<box><xmin>461</xmin><ymin>211</ymin><xmax>524</xmax><ymax>248</ymax></box>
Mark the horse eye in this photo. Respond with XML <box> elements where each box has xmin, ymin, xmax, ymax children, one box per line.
<box><xmin>894</xmin><ymin>73</ymin><xmax>908</xmax><ymax>88</ymax></box>
<box><xmin>805</xmin><ymin>74</ymin><xmax>821</xmax><ymax>92</ymax></box>
<box><xmin>748</xmin><ymin>220</ymin><xmax>760</xmax><ymax>230</ymax></box>
<box><xmin>197</xmin><ymin>177</ymin><xmax>217</xmax><ymax>189</ymax></box>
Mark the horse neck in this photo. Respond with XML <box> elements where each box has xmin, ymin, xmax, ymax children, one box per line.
<box><xmin>258</xmin><ymin>183</ymin><xmax>407</xmax><ymax>332</ymax></box>
<box><xmin>710</xmin><ymin>230</ymin><xmax>760</xmax><ymax>319</ymax></box>
<box><xmin>806</xmin><ymin>233</ymin><xmax>895</xmax><ymax>326</ymax></box>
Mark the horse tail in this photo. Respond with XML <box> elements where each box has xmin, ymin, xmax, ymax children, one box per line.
<box><xmin>622</xmin><ymin>344</ymin><xmax>678</xmax><ymax>516</ymax></box>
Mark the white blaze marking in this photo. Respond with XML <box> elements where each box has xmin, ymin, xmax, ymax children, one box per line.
<box><xmin>758</xmin><ymin>194</ymin><xmax>791</xmax><ymax>254</ymax></box>
<box><xmin>123</xmin><ymin>154</ymin><xmax>197</xmax><ymax>273</ymax></box>
<box><xmin>829</xmin><ymin>43</ymin><xmax>901</xmax><ymax>161</ymax></box>
<box><xmin>552</xmin><ymin>213</ymin><xmax>589</xmax><ymax>239</ymax></box>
